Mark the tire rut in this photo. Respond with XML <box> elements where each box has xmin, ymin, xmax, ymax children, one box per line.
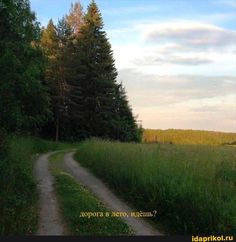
<box><xmin>63</xmin><ymin>152</ymin><xmax>163</xmax><ymax>236</ymax></box>
<box><xmin>35</xmin><ymin>152</ymin><xmax>65</xmax><ymax>235</ymax></box>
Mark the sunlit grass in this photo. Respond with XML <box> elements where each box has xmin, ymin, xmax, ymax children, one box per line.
<box><xmin>143</xmin><ymin>129</ymin><xmax>236</xmax><ymax>145</ymax></box>
<box><xmin>75</xmin><ymin>139</ymin><xmax>236</xmax><ymax>235</ymax></box>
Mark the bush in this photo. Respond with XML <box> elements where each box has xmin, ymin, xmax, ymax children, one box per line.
<box><xmin>0</xmin><ymin>135</ymin><xmax>71</xmax><ymax>235</ymax></box>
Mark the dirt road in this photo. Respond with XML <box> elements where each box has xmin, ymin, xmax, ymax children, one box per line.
<box><xmin>35</xmin><ymin>152</ymin><xmax>65</xmax><ymax>235</ymax></box>
<box><xmin>35</xmin><ymin>151</ymin><xmax>162</xmax><ymax>235</ymax></box>
<box><xmin>63</xmin><ymin>152</ymin><xmax>162</xmax><ymax>236</ymax></box>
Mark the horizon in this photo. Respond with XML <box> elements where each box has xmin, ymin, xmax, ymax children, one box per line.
<box><xmin>144</xmin><ymin>128</ymin><xmax>236</xmax><ymax>134</ymax></box>
<box><xmin>30</xmin><ymin>0</ymin><xmax>236</xmax><ymax>133</ymax></box>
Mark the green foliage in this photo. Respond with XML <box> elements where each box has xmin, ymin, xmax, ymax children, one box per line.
<box><xmin>75</xmin><ymin>139</ymin><xmax>236</xmax><ymax>235</ymax></box>
<box><xmin>1</xmin><ymin>0</ymin><xmax>140</xmax><ymax>142</ymax></box>
<box><xmin>0</xmin><ymin>136</ymin><xmax>71</xmax><ymax>235</ymax></box>
<box><xmin>113</xmin><ymin>84</ymin><xmax>142</xmax><ymax>142</ymax></box>
<box><xmin>40</xmin><ymin>19</ymin><xmax>69</xmax><ymax>141</ymax></box>
<box><xmin>49</xmin><ymin>152</ymin><xmax>133</xmax><ymax>235</ymax></box>
<box><xmin>63</xmin><ymin>1</ymin><xmax>140</xmax><ymax>142</ymax></box>
<box><xmin>143</xmin><ymin>129</ymin><xmax>236</xmax><ymax>145</ymax></box>
<box><xmin>0</xmin><ymin>0</ymin><xmax>51</xmax><ymax>134</ymax></box>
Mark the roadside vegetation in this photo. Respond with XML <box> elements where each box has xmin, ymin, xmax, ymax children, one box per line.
<box><xmin>49</xmin><ymin>152</ymin><xmax>133</xmax><ymax>235</ymax></box>
<box><xmin>75</xmin><ymin>139</ymin><xmax>236</xmax><ymax>235</ymax></box>
<box><xmin>0</xmin><ymin>136</ymin><xmax>72</xmax><ymax>235</ymax></box>
<box><xmin>143</xmin><ymin>129</ymin><xmax>236</xmax><ymax>145</ymax></box>
<box><xmin>2</xmin><ymin>0</ymin><xmax>235</xmax><ymax>237</ymax></box>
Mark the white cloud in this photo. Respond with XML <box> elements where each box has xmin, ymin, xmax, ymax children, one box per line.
<box><xmin>109</xmin><ymin>19</ymin><xmax>236</xmax><ymax>131</ymax></box>
<box><xmin>141</xmin><ymin>21</ymin><xmax>236</xmax><ymax>49</ymax></box>
<box><xmin>133</xmin><ymin>53</ymin><xmax>213</xmax><ymax>66</ymax></box>
<box><xmin>118</xmin><ymin>69</ymin><xmax>236</xmax><ymax>107</ymax></box>
<box><xmin>110</xmin><ymin>21</ymin><xmax>236</xmax><ymax>75</ymax></box>
<box><xmin>217</xmin><ymin>0</ymin><xmax>236</xmax><ymax>8</ymax></box>
<box><xmin>117</xmin><ymin>68</ymin><xmax>236</xmax><ymax>131</ymax></box>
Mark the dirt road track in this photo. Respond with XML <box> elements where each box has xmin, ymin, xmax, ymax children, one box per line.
<box><xmin>63</xmin><ymin>152</ymin><xmax>162</xmax><ymax>236</ymax></box>
<box><xmin>35</xmin><ymin>152</ymin><xmax>65</xmax><ymax>235</ymax></box>
<box><xmin>35</xmin><ymin>151</ymin><xmax>163</xmax><ymax>235</ymax></box>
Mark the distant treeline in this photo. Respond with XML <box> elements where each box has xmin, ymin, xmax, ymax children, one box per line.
<box><xmin>0</xmin><ymin>0</ymin><xmax>141</xmax><ymax>142</ymax></box>
<box><xmin>143</xmin><ymin>129</ymin><xmax>236</xmax><ymax>145</ymax></box>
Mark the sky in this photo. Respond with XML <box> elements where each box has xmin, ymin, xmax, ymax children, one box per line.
<box><xmin>30</xmin><ymin>0</ymin><xmax>236</xmax><ymax>132</ymax></box>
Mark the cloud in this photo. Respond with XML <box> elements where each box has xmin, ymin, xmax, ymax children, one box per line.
<box><xmin>118</xmin><ymin>68</ymin><xmax>236</xmax><ymax>107</ymax></box>
<box><xmin>155</xmin><ymin>56</ymin><xmax>213</xmax><ymax>65</ymax></box>
<box><xmin>133</xmin><ymin>54</ymin><xmax>213</xmax><ymax>66</ymax></box>
<box><xmin>191</xmin><ymin>105</ymin><xmax>223</xmax><ymax>113</ymax></box>
<box><xmin>111</xmin><ymin>21</ymin><xmax>236</xmax><ymax>73</ymax></box>
<box><xmin>141</xmin><ymin>22</ymin><xmax>236</xmax><ymax>50</ymax></box>
<box><xmin>117</xmin><ymin>68</ymin><xmax>236</xmax><ymax>131</ymax></box>
<box><xmin>135</xmin><ymin>102</ymin><xmax>236</xmax><ymax>132</ymax></box>
<box><xmin>107</xmin><ymin>15</ymin><xmax>236</xmax><ymax>131</ymax></box>
<box><xmin>217</xmin><ymin>0</ymin><xmax>236</xmax><ymax>8</ymax></box>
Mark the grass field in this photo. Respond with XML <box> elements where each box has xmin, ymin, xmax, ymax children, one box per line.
<box><xmin>0</xmin><ymin>136</ymin><xmax>73</xmax><ymax>235</ymax></box>
<box><xmin>75</xmin><ymin>139</ymin><xmax>236</xmax><ymax>235</ymax></box>
<box><xmin>49</xmin><ymin>152</ymin><xmax>133</xmax><ymax>235</ymax></box>
<box><xmin>143</xmin><ymin>129</ymin><xmax>236</xmax><ymax>145</ymax></box>
<box><xmin>1</xmin><ymin>130</ymin><xmax>235</xmax><ymax>235</ymax></box>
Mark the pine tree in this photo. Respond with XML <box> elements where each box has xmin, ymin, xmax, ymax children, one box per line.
<box><xmin>40</xmin><ymin>19</ymin><xmax>72</xmax><ymax>141</ymax></box>
<box><xmin>0</xmin><ymin>0</ymin><xmax>50</xmax><ymax>134</ymax></box>
<box><xmin>65</xmin><ymin>2</ymin><xmax>84</xmax><ymax>35</ymax></box>
<box><xmin>40</xmin><ymin>5</ymin><xmax>84</xmax><ymax>141</ymax></box>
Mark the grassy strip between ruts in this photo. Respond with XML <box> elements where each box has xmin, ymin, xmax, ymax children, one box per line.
<box><xmin>74</xmin><ymin>139</ymin><xmax>236</xmax><ymax>235</ymax></box>
<box><xmin>49</xmin><ymin>151</ymin><xmax>133</xmax><ymax>236</ymax></box>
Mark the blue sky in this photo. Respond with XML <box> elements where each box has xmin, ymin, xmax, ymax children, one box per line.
<box><xmin>30</xmin><ymin>0</ymin><xmax>236</xmax><ymax>132</ymax></box>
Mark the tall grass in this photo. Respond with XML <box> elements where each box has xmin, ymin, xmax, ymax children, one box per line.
<box><xmin>143</xmin><ymin>129</ymin><xmax>236</xmax><ymax>145</ymax></box>
<box><xmin>0</xmin><ymin>136</ymin><xmax>72</xmax><ymax>235</ymax></box>
<box><xmin>75</xmin><ymin>139</ymin><xmax>236</xmax><ymax>235</ymax></box>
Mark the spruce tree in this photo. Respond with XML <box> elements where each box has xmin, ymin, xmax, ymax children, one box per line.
<box><xmin>114</xmin><ymin>83</ymin><xmax>141</xmax><ymax>142</ymax></box>
<box><xmin>67</xmin><ymin>0</ymin><xmax>140</xmax><ymax>141</ymax></box>
<box><xmin>66</xmin><ymin>1</ymin><xmax>118</xmax><ymax>139</ymax></box>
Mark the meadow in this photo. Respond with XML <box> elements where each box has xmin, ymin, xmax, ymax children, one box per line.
<box><xmin>143</xmin><ymin>129</ymin><xmax>236</xmax><ymax>145</ymax></box>
<box><xmin>1</xmin><ymin>130</ymin><xmax>236</xmax><ymax>235</ymax></box>
<box><xmin>75</xmin><ymin>139</ymin><xmax>236</xmax><ymax>235</ymax></box>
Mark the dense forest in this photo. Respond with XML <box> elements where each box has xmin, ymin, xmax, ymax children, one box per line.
<box><xmin>0</xmin><ymin>0</ymin><xmax>142</xmax><ymax>143</ymax></box>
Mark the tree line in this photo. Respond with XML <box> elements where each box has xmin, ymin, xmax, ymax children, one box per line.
<box><xmin>0</xmin><ymin>0</ymin><xmax>142</xmax><ymax>142</ymax></box>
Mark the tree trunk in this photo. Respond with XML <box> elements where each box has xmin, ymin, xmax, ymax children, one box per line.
<box><xmin>55</xmin><ymin>117</ymin><xmax>59</xmax><ymax>142</ymax></box>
